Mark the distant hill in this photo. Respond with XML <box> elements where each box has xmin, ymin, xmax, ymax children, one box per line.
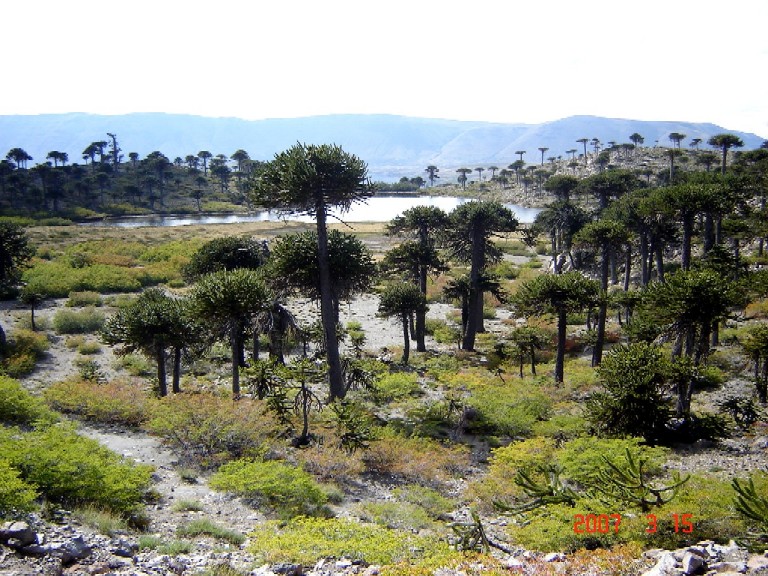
<box><xmin>0</xmin><ymin>113</ymin><xmax>764</xmax><ymax>181</ymax></box>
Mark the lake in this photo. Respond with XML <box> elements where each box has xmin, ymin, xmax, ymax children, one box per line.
<box><xmin>80</xmin><ymin>196</ymin><xmax>542</xmax><ymax>228</ymax></box>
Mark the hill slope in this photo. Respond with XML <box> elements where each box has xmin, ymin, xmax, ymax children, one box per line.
<box><xmin>0</xmin><ymin>113</ymin><xmax>763</xmax><ymax>181</ymax></box>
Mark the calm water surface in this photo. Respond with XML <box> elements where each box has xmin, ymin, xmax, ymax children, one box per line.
<box><xmin>80</xmin><ymin>196</ymin><xmax>542</xmax><ymax>228</ymax></box>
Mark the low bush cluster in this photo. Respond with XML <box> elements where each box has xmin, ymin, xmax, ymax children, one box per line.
<box><xmin>0</xmin><ymin>375</ymin><xmax>58</xmax><ymax>427</ymax></box>
<box><xmin>247</xmin><ymin>516</ymin><xmax>457</xmax><ymax>566</ymax></box>
<box><xmin>362</xmin><ymin>428</ymin><xmax>469</xmax><ymax>486</ymax></box>
<box><xmin>52</xmin><ymin>307</ymin><xmax>106</xmax><ymax>334</ymax></box>
<box><xmin>0</xmin><ymin>423</ymin><xmax>152</xmax><ymax>517</ymax></box>
<box><xmin>145</xmin><ymin>394</ymin><xmax>277</xmax><ymax>467</ymax></box>
<box><xmin>1</xmin><ymin>329</ymin><xmax>50</xmax><ymax>378</ymax></box>
<box><xmin>209</xmin><ymin>458</ymin><xmax>330</xmax><ymax>519</ymax></box>
<box><xmin>44</xmin><ymin>379</ymin><xmax>150</xmax><ymax>427</ymax></box>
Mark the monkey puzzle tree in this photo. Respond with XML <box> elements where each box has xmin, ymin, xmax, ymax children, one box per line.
<box><xmin>708</xmin><ymin>133</ymin><xmax>744</xmax><ymax>175</ymax></box>
<box><xmin>577</xmin><ymin>169</ymin><xmax>641</xmax><ymax>212</ymax></box>
<box><xmin>425</xmin><ymin>165</ymin><xmax>439</xmax><ymax>187</ymax></box>
<box><xmin>192</xmin><ymin>269</ymin><xmax>272</xmax><ymax>397</ymax></box>
<box><xmin>378</xmin><ymin>282</ymin><xmax>428</xmax><ymax>365</ymax></box>
<box><xmin>574</xmin><ymin>219</ymin><xmax>630</xmax><ymax>365</ymax></box>
<box><xmin>514</xmin><ymin>271</ymin><xmax>599</xmax><ymax>383</ymax></box>
<box><xmin>445</xmin><ymin>201</ymin><xmax>518</xmax><ymax>350</ymax></box>
<box><xmin>653</xmin><ymin>182</ymin><xmax>719</xmax><ymax>271</ymax></box>
<box><xmin>268</xmin><ymin>230</ymin><xmax>376</xmax><ymax>322</ymax></box>
<box><xmin>543</xmin><ymin>174</ymin><xmax>579</xmax><ymax>202</ymax></box>
<box><xmin>251</xmin><ymin>143</ymin><xmax>374</xmax><ymax>400</ymax></box>
<box><xmin>102</xmin><ymin>288</ymin><xmax>193</xmax><ymax>397</ymax></box>
<box><xmin>577</xmin><ymin>138</ymin><xmax>589</xmax><ymax>165</ymax></box>
<box><xmin>183</xmin><ymin>235</ymin><xmax>268</xmax><ymax>281</ymax></box>
<box><xmin>638</xmin><ymin>269</ymin><xmax>743</xmax><ymax>418</ymax></box>
<box><xmin>741</xmin><ymin>324</ymin><xmax>768</xmax><ymax>403</ymax></box>
<box><xmin>629</xmin><ymin>133</ymin><xmax>644</xmax><ymax>148</ymax></box>
<box><xmin>385</xmin><ymin>206</ymin><xmax>449</xmax><ymax>351</ymax></box>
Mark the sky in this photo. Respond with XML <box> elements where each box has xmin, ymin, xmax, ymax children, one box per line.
<box><xmin>2</xmin><ymin>0</ymin><xmax>767</xmax><ymax>137</ymax></box>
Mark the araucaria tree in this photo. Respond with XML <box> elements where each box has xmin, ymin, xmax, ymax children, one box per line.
<box><xmin>191</xmin><ymin>268</ymin><xmax>271</xmax><ymax>397</ymax></box>
<box><xmin>102</xmin><ymin>288</ymin><xmax>193</xmax><ymax>397</ymax></box>
<box><xmin>378</xmin><ymin>282</ymin><xmax>428</xmax><ymax>365</ymax></box>
<box><xmin>514</xmin><ymin>271</ymin><xmax>599</xmax><ymax>383</ymax></box>
<box><xmin>251</xmin><ymin>143</ymin><xmax>374</xmax><ymax>401</ymax></box>
<box><xmin>638</xmin><ymin>269</ymin><xmax>743</xmax><ymax>418</ymax></box>
<box><xmin>708</xmin><ymin>133</ymin><xmax>744</xmax><ymax>175</ymax></box>
<box><xmin>446</xmin><ymin>201</ymin><xmax>518</xmax><ymax>350</ymax></box>
<box><xmin>385</xmin><ymin>206</ymin><xmax>449</xmax><ymax>352</ymax></box>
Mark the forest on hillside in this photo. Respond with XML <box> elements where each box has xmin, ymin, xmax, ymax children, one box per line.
<box><xmin>2</xmin><ymin>131</ymin><xmax>767</xmax><ymax>222</ymax></box>
<box><xmin>1</xmin><ymin>136</ymin><xmax>768</xmax><ymax>574</ymax></box>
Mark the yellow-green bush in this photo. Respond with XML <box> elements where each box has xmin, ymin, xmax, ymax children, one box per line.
<box><xmin>52</xmin><ymin>307</ymin><xmax>106</xmax><ymax>334</ymax></box>
<box><xmin>66</xmin><ymin>291</ymin><xmax>103</xmax><ymax>307</ymax></box>
<box><xmin>0</xmin><ymin>375</ymin><xmax>58</xmax><ymax>427</ymax></box>
<box><xmin>248</xmin><ymin>517</ymin><xmax>457</xmax><ymax>566</ymax></box>
<box><xmin>374</xmin><ymin>372</ymin><xmax>422</xmax><ymax>402</ymax></box>
<box><xmin>0</xmin><ymin>459</ymin><xmax>38</xmax><ymax>517</ymax></box>
<box><xmin>0</xmin><ymin>423</ymin><xmax>152</xmax><ymax>515</ymax></box>
<box><xmin>44</xmin><ymin>379</ymin><xmax>150</xmax><ymax>427</ymax></box>
<box><xmin>209</xmin><ymin>458</ymin><xmax>329</xmax><ymax>519</ymax></box>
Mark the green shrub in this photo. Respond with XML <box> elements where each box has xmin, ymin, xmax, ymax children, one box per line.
<box><xmin>357</xmin><ymin>501</ymin><xmax>435</xmax><ymax>531</ymax></box>
<box><xmin>44</xmin><ymin>379</ymin><xmax>150</xmax><ymax>427</ymax></box>
<box><xmin>177</xmin><ymin>518</ymin><xmax>245</xmax><ymax>545</ymax></box>
<box><xmin>247</xmin><ymin>517</ymin><xmax>456</xmax><ymax>566</ymax></box>
<box><xmin>465</xmin><ymin>381</ymin><xmax>552</xmax><ymax>437</ymax></box>
<box><xmin>23</xmin><ymin>261</ymin><xmax>144</xmax><ymax>297</ymax></box>
<box><xmin>209</xmin><ymin>458</ymin><xmax>329</xmax><ymax>519</ymax></box>
<box><xmin>0</xmin><ymin>459</ymin><xmax>38</xmax><ymax>517</ymax></box>
<box><xmin>0</xmin><ymin>375</ymin><xmax>58</xmax><ymax>427</ymax></box>
<box><xmin>1</xmin><ymin>329</ymin><xmax>50</xmax><ymax>378</ymax></box>
<box><xmin>113</xmin><ymin>353</ymin><xmax>154</xmax><ymax>377</ymax></box>
<box><xmin>492</xmin><ymin>261</ymin><xmax>520</xmax><ymax>279</ymax></box>
<box><xmin>171</xmin><ymin>499</ymin><xmax>205</xmax><ymax>512</ymax></box>
<box><xmin>374</xmin><ymin>372</ymin><xmax>422</xmax><ymax>402</ymax></box>
<box><xmin>556</xmin><ymin>437</ymin><xmax>669</xmax><ymax>487</ymax></box>
<box><xmin>392</xmin><ymin>485</ymin><xmax>454</xmax><ymax>518</ymax></box>
<box><xmin>77</xmin><ymin>341</ymin><xmax>102</xmax><ymax>355</ymax></box>
<box><xmin>66</xmin><ymin>291</ymin><xmax>103</xmax><ymax>307</ymax></box>
<box><xmin>158</xmin><ymin>540</ymin><xmax>194</xmax><ymax>555</ymax></box>
<box><xmin>53</xmin><ymin>307</ymin><xmax>106</xmax><ymax>334</ymax></box>
<box><xmin>71</xmin><ymin>506</ymin><xmax>129</xmax><ymax>536</ymax></box>
<box><xmin>0</xmin><ymin>423</ymin><xmax>152</xmax><ymax>515</ymax></box>
<box><xmin>146</xmin><ymin>394</ymin><xmax>276</xmax><ymax>467</ymax></box>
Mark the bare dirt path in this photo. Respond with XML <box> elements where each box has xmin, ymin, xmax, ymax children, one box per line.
<box><xmin>78</xmin><ymin>424</ymin><xmax>264</xmax><ymax>538</ymax></box>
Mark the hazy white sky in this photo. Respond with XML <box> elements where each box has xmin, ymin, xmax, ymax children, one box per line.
<box><xmin>3</xmin><ymin>0</ymin><xmax>767</xmax><ymax>137</ymax></box>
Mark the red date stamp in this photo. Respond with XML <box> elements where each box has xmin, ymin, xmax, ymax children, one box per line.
<box><xmin>573</xmin><ymin>513</ymin><xmax>693</xmax><ymax>534</ymax></box>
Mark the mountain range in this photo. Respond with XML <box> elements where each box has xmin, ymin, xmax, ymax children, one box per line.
<box><xmin>0</xmin><ymin>113</ymin><xmax>764</xmax><ymax>181</ymax></box>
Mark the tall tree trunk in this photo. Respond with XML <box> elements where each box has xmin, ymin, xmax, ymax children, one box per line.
<box><xmin>703</xmin><ymin>213</ymin><xmax>715</xmax><ymax>254</ymax></box>
<box><xmin>593</xmin><ymin>242</ymin><xmax>609</xmax><ymax>367</ymax></box>
<box><xmin>401</xmin><ymin>316</ymin><xmax>410</xmax><ymax>365</ymax></box>
<box><xmin>462</xmin><ymin>227</ymin><xmax>485</xmax><ymax>350</ymax></box>
<box><xmin>640</xmin><ymin>233</ymin><xmax>649</xmax><ymax>286</ymax></box>
<box><xmin>155</xmin><ymin>344</ymin><xmax>168</xmax><ymax>397</ymax></box>
<box><xmin>316</xmin><ymin>208</ymin><xmax>345</xmax><ymax>400</ymax></box>
<box><xmin>415</xmin><ymin>266</ymin><xmax>427</xmax><ymax>352</ymax></box>
<box><xmin>623</xmin><ymin>247</ymin><xmax>632</xmax><ymax>291</ymax></box>
<box><xmin>654</xmin><ymin>243</ymin><xmax>665</xmax><ymax>283</ymax></box>
<box><xmin>231</xmin><ymin>331</ymin><xmax>241</xmax><ymax>397</ymax></box>
<box><xmin>172</xmin><ymin>347</ymin><xmax>182</xmax><ymax>394</ymax></box>
<box><xmin>555</xmin><ymin>308</ymin><xmax>567</xmax><ymax>383</ymax></box>
<box><xmin>681</xmin><ymin>214</ymin><xmax>693</xmax><ymax>271</ymax></box>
